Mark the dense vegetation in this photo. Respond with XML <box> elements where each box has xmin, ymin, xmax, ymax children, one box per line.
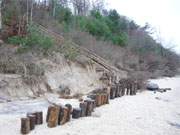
<box><xmin>0</xmin><ymin>0</ymin><xmax>179</xmax><ymax>77</ymax></box>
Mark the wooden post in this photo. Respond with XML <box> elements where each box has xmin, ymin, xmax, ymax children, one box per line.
<box><xmin>122</xmin><ymin>82</ymin><xmax>126</xmax><ymax>96</ymax></box>
<box><xmin>130</xmin><ymin>82</ymin><xmax>134</xmax><ymax>95</ymax></box>
<box><xmin>84</xmin><ymin>100</ymin><xmax>94</xmax><ymax>116</ymax></box>
<box><xmin>72</xmin><ymin>108</ymin><xmax>81</xmax><ymax>119</ymax></box>
<box><xmin>119</xmin><ymin>85</ymin><xmax>122</xmax><ymax>97</ymax></box>
<box><xmin>65</xmin><ymin>104</ymin><xmax>72</xmax><ymax>113</ymax></box>
<box><xmin>97</xmin><ymin>94</ymin><xmax>102</xmax><ymax>106</ymax></box>
<box><xmin>65</xmin><ymin>104</ymin><xmax>72</xmax><ymax>122</ymax></box>
<box><xmin>31</xmin><ymin>112</ymin><xmax>43</xmax><ymax>125</ymax></box>
<box><xmin>47</xmin><ymin>106</ymin><xmax>59</xmax><ymax>128</ymax></box>
<box><xmin>134</xmin><ymin>82</ymin><xmax>138</xmax><ymax>95</ymax></box>
<box><xmin>115</xmin><ymin>83</ymin><xmax>120</xmax><ymax>98</ymax></box>
<box><xmin>102</xmin><ymin>94</ymin><xmax>107</xmax><ymax>105</ymax></box>
<box><xmin>36</xmin><ymin>112</ymin><xmax>43</xmax><ymax>125</ymax></box>
<box><xmin>58</xmin><ymin>106</ymin><xmax>69</xmax><ymax>125</ymax></box>
<box><xmin>27</xmin><ymin>114</ymin><xmax>36</xmax><ymax>130</ymax></box>
<box><xmin>21</xmin><ymin>117</ymin><xmax>30</xmax><ymax>134</ymax></box>
<box><xmin>126</xmin><ymin>82</ymin><xmax>130</xmax><ymax>95</ymax></box>
<box><xmin>80</xmin><ymin>102</ymin><xmax>88</xmax><ymax>117</ymax></box>
<box><xmin>104</xmin><ymin>94</ymin><xmax>109</xmax><ymax>104</ymax></box>
<box><xmin>91</xmin><ymin>100</ymin><xmax>96</xmax><ymax>110</ymax></box>
<box><xmin>110</xmin><ymin>85</ymin><xmax>116</xmax><ymax>99</ymax></box>
<box><xmin>46</xmin><ymin>106</ymin><xmax>54</xmax><ymax>122</ymax></box>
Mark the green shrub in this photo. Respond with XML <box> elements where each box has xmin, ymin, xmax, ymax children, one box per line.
<box><xmin>90</xmin><ymin>10</ymin><xmax>102</xmax><ymax>19</ymax></box>
<box><xmin>7</xmin><ymin>36</ymin><xmax>28</xmax><ymax>46</ymax></box>
<box><xmin>111</xmin><ymin>33</ymin><xmax>128</xmax><ymax>46</ymax></box>
<box><xmin>86</xmin><ymin>18</ymin><xmax>111</xmax><ymax>38</ymax></box>
<box><xmin>54</xmin><ymin>6</ymin><xmax>72</xmax><ymax>25</ymax></box>
<box><xmin>76</xmin><ymin>16</ymin><xmax>89</xmax><ymax>31</ymax></box>
<box><xmin>7</xmin><ymin>24</ymin><xmax>54</xmax><ymax>50</ymax></box>
<box><xmin>61</xmin><ymin>40</ymin><xmax>79</xmax><ymax>60</ymax></box>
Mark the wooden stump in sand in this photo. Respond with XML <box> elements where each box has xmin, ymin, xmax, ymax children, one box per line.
<box><xmin>96</xmin><ymin>94</ymin><xmax>102</xmax><ymax>106</ymax></box>
<box><xmin>72</xmin><ymin>108</ymin><xmax>82</xmax><ymax>119</ymax></box>
<box><xmin>65</xmin><ymin>104</ymin><xmax>72</xmax><ymax>122</ymax></box>
<box><xmin>110</xmin><ymin>85</ymin><xmax>116</xmax><ymax>99</ymax></box>
<box><xmin>27</xmin><ymin>114</ymin><xmax>36</xmax><ymax>130</ymax></box>
<box><xmin>80</xmin><ymin>102</ymin><xmax>88</xmax><ymax>117</ymax></box>
<box><xmin>31</xmin><ymin>112</ymin><xmax>43</xmax><ymax>125</ymax></box>
<box><xmin>47</xmin><ymin>106</ymin><xmax>59</xmax><ymax>128</ymax></box>
<box><xmin>104</xmin><ymin>94</ymin><xmax>109</xmax><ymax>104</ymax></box>
<box><xmin>58</xmin><ymin>106</ymin><xmax>69</xmax><ymax>125</ymax></box>
<box><xmin>115</xmin><ymin>84</ymin><xmax>120</xmax><ymax>98</ymax></box>
<box><xmin>46</xmin><ymin>106</ymin><xmax>54</xmax><ymax>122</ymax></box>
<box><xmin>84</xmin><ymin>100</ymin><xmax>94</xmax><ymax>116</ymax></box>
<box><xmin>21</xmin><ymin>117</ymin><xmax>30</xmax><ymax>134</ymax></box>
<box><xmin>36</xmin><ymin>112</ymin><xmax>43</xmax><ymax>125</ymax></box>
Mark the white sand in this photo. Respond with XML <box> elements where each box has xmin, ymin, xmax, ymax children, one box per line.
<box><xmin>0</xmin><ymin>76</ymin><xmax>180</xmax><ymax>135</ymax></box>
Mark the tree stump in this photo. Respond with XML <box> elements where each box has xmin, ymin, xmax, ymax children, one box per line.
<box><xmin>72</xmin><ymin>108</ymin><xmax>82</xmax><ymax>119</ymax></box>
<box><xmin>27</xmin><ymin>114</ymin><xmax>36</xmax><ymax>130</ymax></box>
<box><xmin>21</xmin><ymin>117</ymin><xmax>30</xmax><ymax>134</ymax></box>
<box><xmin>80</xmin><ymin>102</ymin><xmax>88</xmax><ymax>117</ymax></box>
<box><xmin>47</xmin><ymin>106</ymin><xmax>59</xmax><ymax>128</ymax></box>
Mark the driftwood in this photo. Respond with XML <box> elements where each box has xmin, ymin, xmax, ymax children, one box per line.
<box><xmin>155</xmin><ymin>88</ymin><xmax>172</xmax><ymax>93</ymax></box>
<box><xmin>96</xmin><ymin>67</ymin><xmax>104</xmax><ymax>72</ymax></box>
<box><xmin>21</xmin><ymin>117</ymin><xmax>30</xmax><ymax>134</ymax></box>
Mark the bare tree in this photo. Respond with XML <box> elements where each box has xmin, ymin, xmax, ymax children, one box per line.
<box><xmin>91</xmin><ymin>0</ymin><xmax>104</xmax><ymax>11</ymax></box>
<box><xmin>71</xmin><ymin>0</ymin><xmax>90</xmax><ymax>16</ymax></box>
<box><xmin>59</xmin><ymin>0</ymin><xmax>69</xmax><ymax>7</ymax></box>
<box><xmin>30</xmin><ymin>0</ymin><xmax>34</xmax><ymax>23</ymax></box>
<box><xmin>26</xmin><ymin>0</ymin><xmax>29</xmax><ymax>24</ymax></box>
<box><xmin>0</xmin><ymin>0</ymin><xmax>2</xmax><ymax>31</ymax></box>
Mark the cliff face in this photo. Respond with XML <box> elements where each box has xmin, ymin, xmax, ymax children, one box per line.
<box><xmin>0</xmin><ymin>49</ymin><xmax>127</xmax><ymax>101</ymax></box>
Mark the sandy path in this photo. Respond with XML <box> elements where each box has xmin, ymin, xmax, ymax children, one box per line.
<box><xmin>0</xmin><ymin>76</ymin><xmax>180</xmax><ymax>135</ymax></box>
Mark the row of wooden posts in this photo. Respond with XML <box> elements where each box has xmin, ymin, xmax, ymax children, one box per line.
<box><xmin>21</xmin><ymin>79</ymin><xmax>138</xmax><ymax>134</ymax></box>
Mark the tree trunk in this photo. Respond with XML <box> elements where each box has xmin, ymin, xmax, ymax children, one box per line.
<box><xmin>27</xmin><ymin>0</ymin><xmax>29</xmax><ymax>24</ymax></box>
<box><xmin>30</xmin><ymin>0</ymin><xmax>34</xmax><ymax>24</ymax></box>
<box><xmin>0</xmin><ymin>0</ymin><xmax>2</xmax><ymax>31</ymax></box>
